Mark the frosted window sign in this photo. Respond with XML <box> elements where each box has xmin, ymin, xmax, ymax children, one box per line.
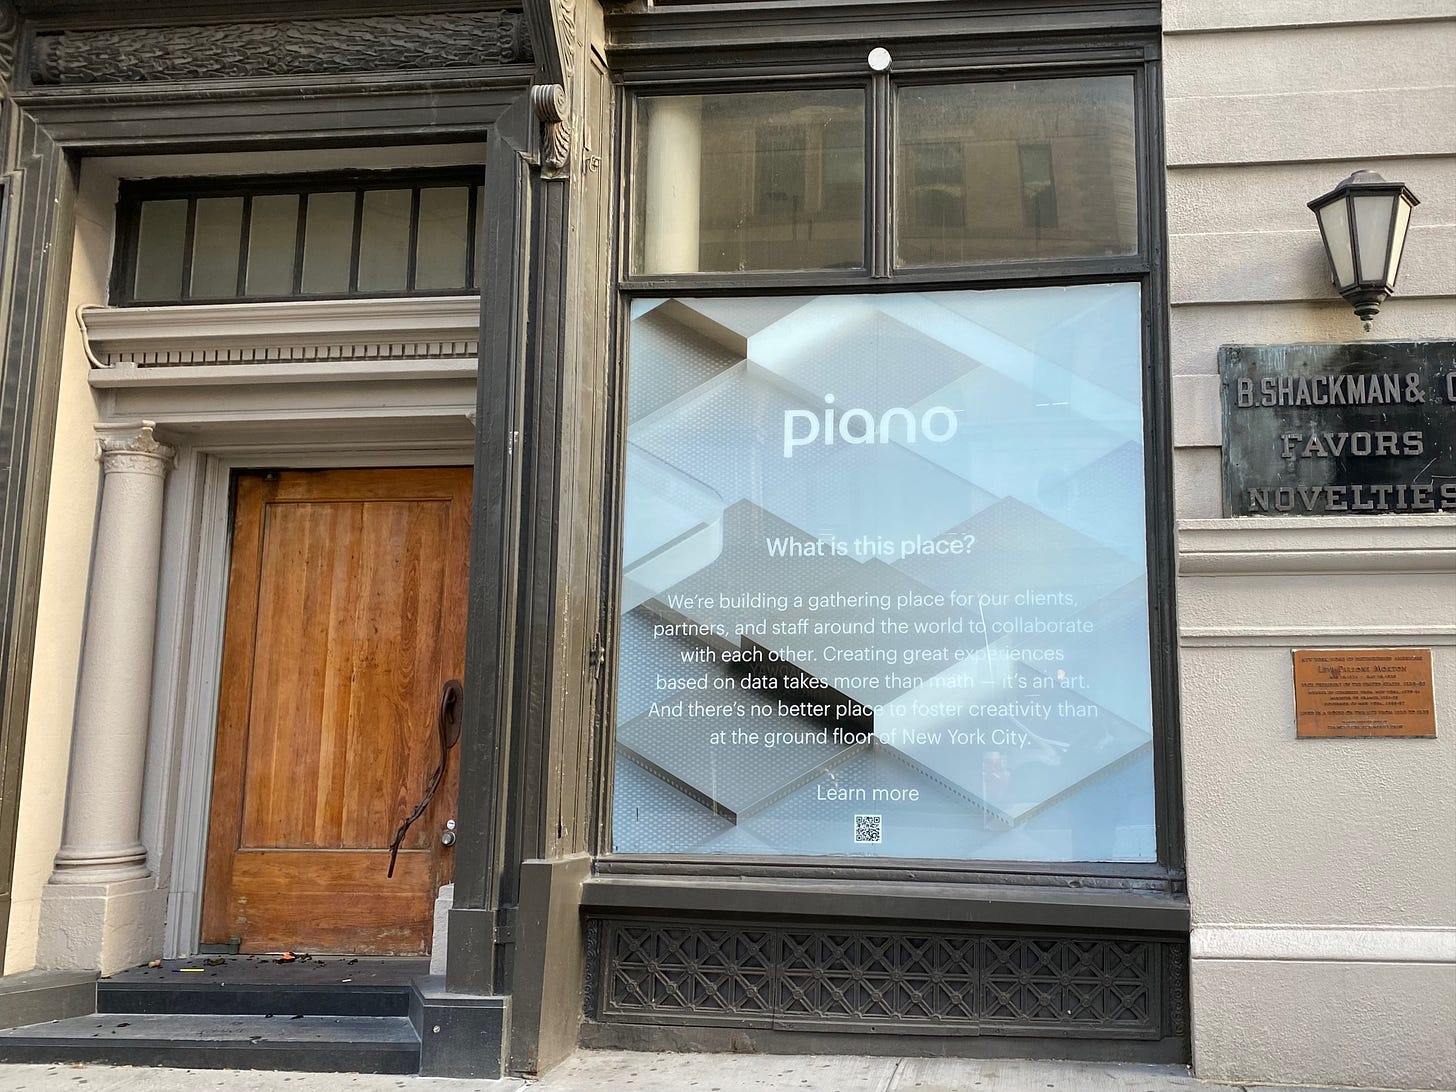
<box><xmin>132</xmin><ymin>199</ymin><xmax>189</xmax><ymax>301</ymax></box>
<box><xmin>897</xmin><ymin>77</ymin><xmax>1138</xmax><ymax>265</ymax></box>
<box><xmin>612</xmin><ymin>286</ymin><xmax>1155</xmax><ymax>862</ymax></box>
<box><xmin>358</xmin><ymin>189</ymin><xmax>412</xmax><ymax>293</ymax></box>
<box><xmin>633</xmin><ymin>90</ymin><xmax>865</xmax><ymax>274</ymax></box>
<box><xmin>189</xmin><ymin>198</ymin><xmax>244</xmax><ymax>298</ymax></box>
<box><xmin>414</xmin><ymin>187</ymin><xmax>470</xmax><ymax>291</ymax></box>
<box><xmin>245</xmin><ymin>194</ymin><xmax>300</xmax><ymax>296</ymax></box>
<box><xmin>301</xmin><ymin>191</ymin><xmax>356</xmax><ymax>296</ymax></box>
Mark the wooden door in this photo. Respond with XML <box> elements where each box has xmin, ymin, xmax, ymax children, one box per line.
<box><xmin>201</xmin><ymin>468</ymin><xmax>471</xmax><ymax>955</ymax></box>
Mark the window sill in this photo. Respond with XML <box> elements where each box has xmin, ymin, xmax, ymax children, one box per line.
<box><xmin>581</xmin><ymin>873</ymin><xmax>1189</xmax><ymax>934</ymax></box>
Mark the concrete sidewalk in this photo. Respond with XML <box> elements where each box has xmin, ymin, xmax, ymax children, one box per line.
<box><xmin>0</xmin><ymin>1052</ymin><xmax>1428</xmax><ymax>1092</ymax></box>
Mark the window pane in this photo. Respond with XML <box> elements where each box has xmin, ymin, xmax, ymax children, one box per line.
<box><xmin>189</xmin><ymin>198</ymin><xmax>243</xmax><ymax>299</ymax></box>
<box><xmin>613</xmin><ymin>286</ymin><xmax>1153</xmax><ymax>862</ymax></box>
<box><xmin>358</xmin><ymin>189</ymin><xmax>412</xmax><ymax>293</ymax></box>
<box><xmin>132</xmin><ymin>199</ymin><xmax>188</xmax><ymax>301</ymax></box>
<box><xmin>245</xmin><ymin>194</ymin><xmax>299</xmax><ymax>296</ymax></box>
<box><xmin>633</xmin><ymin>90</ymin><xmax>865</xmax><ymax>274</ymax></box>
<box><xmin>414</xmin><ymin>187</ymin><xmax>470</xmax><ymax>291</ymax></box>
<box><xmin>301</xmin><ymin>191</ymin><xmax>356</xmax><ymax>295</ymax></box>
<box><xmin>897</xmin><ymin>77</ymin><xmax>1138</xmax><ymax>265</ymax></box>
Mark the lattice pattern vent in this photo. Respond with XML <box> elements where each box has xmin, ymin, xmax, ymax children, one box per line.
<box><xmin>590</xmin><ymin>918</ymin><xmax>1186</xmax><ymax>1039</ymax></box>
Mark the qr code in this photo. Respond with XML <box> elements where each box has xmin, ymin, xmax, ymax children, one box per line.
<box><xmin>854</xmin><ymin>814</ymin><xmax>882</xmax><ymax>844</ymax></box>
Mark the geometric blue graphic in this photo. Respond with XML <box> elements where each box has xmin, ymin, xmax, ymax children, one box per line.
<box><xmin>614</xmin><ymin>286</ymin><xmax>1155</xmax><ymax>861</ymax></box>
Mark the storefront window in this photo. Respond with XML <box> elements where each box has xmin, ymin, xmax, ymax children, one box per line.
<box><xmin>896</xmin><ymin>77</ymin><xmax>1139</xmax><ymax>265</ymax></box>
<box><xmin>612</xmin><ymin>284</ymin><xmax>1155</xmax><ymax>862</ymax></box>
<box><xmin>632</xmin><ymin>90</ymin><xmax>866</xmax><ymax>275</ymax></box>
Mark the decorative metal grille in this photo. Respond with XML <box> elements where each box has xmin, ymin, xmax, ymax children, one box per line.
<box><xmin>592</xmin><ymin>916</ymin><xmax>1187</xmax><ymax>1040</ymax></box>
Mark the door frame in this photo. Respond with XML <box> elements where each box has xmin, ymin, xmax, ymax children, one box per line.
<box><xmin>162</xmin><ymin>442</ymin><xmax>474</xmax><ymax>957</ymax></box>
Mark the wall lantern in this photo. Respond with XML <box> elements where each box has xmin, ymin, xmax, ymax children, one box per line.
<box><xmin>1308</xmin><ymin>170</ymin><xmax>1419</xmax><ymax>330</ymax></box>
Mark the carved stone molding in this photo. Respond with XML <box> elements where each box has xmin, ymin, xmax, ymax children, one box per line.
<box><xmin>96</xmin><ymin>421</ymin><xmax>175</xmax><ymax>477</ymax></box>
<box><xmin>29</xmin><ymin>12</ymin><xmax>533</xmax><ymax>86</ymax></box>
<box><xmin>532</xmin><ymin>82</ymin><xmax>571</xmax><ymax>175</ymax></box>
<box><xmin>0</xmin><ymin>0</ymin><xmax>18</xmax><ymax>86</ymax></box>
<box><xmin>80</xmin><ymin>296</ymin><xmax>481</xmax><ymax>372</ymax></box>
<box><xmin>525</xmin><ymin>0</ymin><xmax>576</xmax><ymax>177</ymax></box>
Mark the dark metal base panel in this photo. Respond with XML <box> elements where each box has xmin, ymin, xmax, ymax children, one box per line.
<box><xmin>409</xmin><ymin>975</ymin><xmax>509</xmax><ymax>1079</ymax></box>
<box><xmin>0</xmin><ymin>1012</ymin><xmax>420</xmax><ymax>1073</ymax></box>
<box><xmin>584</xmin><ymin>916</ymin><xmax>1189</xmax><ymax>1064</ymax></box>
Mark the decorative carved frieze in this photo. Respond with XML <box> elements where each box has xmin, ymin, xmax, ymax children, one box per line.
<box><xmin>99</xmin><ymin>340</ymin><xmax>480</xmax><ymax>369</ymax></box>
<box><xmin>29</xmin><ymin>12</ymin><xmax>533</xmax><ymax>86</ymax></box>
<box><xmin>0</xmin><ymin>1</ymin><xmax>18</xmax><ymax>86</ymax></box>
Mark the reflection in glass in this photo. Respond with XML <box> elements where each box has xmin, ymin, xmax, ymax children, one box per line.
<box><xmin>633</xmin><ymin>90</ymin><xmax>865</xmax><ymax>274</ymax></box>
<box><xmin>612</xmin><ymin>285</ymin><xmax>1154</xmax><ymax>862</ymax></box>
<box><xmin>414</xmin><ymin>187</ymin><xmax>470</xmax><ymax>291</ymax></box>
<box><xmin>897</xmin><ymin>77</ymin><xmax>1138</xmax><ymax>265</ymax></box>
<box><xmin>189</xmin><ymin>198</ymin><xmax>243</xmax><ymax>298</ymax></box>
<box><xmin>245</xmin><ymin>194</ymin><xmax>299</xmax><ymax>296</ymax></box>
<box><xmin>302</xmin><ymin>191</ymin><xmax>356</xmax><ymax>296</ymax></box>
<box><xmin>358</xmin><ymin>189</ymin><xmax>412</xmax><ymax>293</ymax></box>
<box><xmin>132</xmin><ymin>200</ymin><xmax>188</xmax><ymax>301</ymax></box>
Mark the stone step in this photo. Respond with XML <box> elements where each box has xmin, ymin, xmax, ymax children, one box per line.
<box><xmin>97</xmin><ymin>976</ymin><xmax>413</xmax><ymax>1017</ymax></box>
<box><xmin>97</xmin><ymin>957</ymin><xmax>424</xmax><ymax>1017</ymax></box>
<box><xmin>0</xmin><ymin>1012</ymin><xmax>420</xmax><ymax>1073</ymax></box>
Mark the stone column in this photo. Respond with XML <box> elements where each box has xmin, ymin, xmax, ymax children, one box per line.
<box><xmin>640</xmin><ymin>95</ymin><xmax>703</xmax><ymax>274</ymax></box>
<box><xmin>39</xmin><ymin>421</ymin><xmax>174</xmax><ymax>973</ymax></box>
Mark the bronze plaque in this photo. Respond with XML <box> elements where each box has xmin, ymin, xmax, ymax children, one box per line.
<box><xmin>1293</xmin><ymin>649</ymin><xmax>1437</xmax><ymax>739</ymax></box>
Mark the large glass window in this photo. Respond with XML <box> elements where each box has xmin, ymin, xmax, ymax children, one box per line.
<box><xmin>632</xmin><ymin>90</ymin><xmax>866</xmax><ymax>275</ymax></box>
<box><xmin>613</xmin><ymin>285</ymin><xmax>1154</xmax><ymax>861</ymax></box>
<box><xmin>896</xmin><ymin>77</ymin><xmax>1138</xmax><ymax>265</ymax></box>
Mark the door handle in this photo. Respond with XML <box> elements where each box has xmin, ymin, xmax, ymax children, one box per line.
<box><xmin>441</xmin><ymin>819</ymin><xmax>456</xmax><ymax>847</ymax></box>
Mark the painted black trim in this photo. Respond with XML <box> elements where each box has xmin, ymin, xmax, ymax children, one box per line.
<box><xmin>450</xmin><ymin>97</ymin><xmax>536</xmax><ymax>998</ymax></box>
<box><xmin>598</xmin><ymin>31</ymin><xmax>1184</xmax><ymax>896</ymax></box>
<box><xmin>0</xmin><ymin>37</ymin><xmax>529</xmax><ymax>980</ymax></box>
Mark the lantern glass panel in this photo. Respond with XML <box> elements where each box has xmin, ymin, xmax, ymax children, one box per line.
<box><xmin>1352</xmin><ymin>192</ymin><xmax>1396</xmax><ymax>284</ymax></box>
<box><xmin>1387</xmin><ymin>197</ymin><xmax>1414</xmax><ymax>287</ymax></box>
<box><xmin>1316</xmin><ymin>197</ymin><xmax>1355</xmax><ymax>288</ymax></box>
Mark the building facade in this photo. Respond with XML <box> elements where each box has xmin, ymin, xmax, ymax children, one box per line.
<box><xmin>0</xmin><ymin>0</ymin><xmax>1451</xmax><ymax>1087</ymax></box>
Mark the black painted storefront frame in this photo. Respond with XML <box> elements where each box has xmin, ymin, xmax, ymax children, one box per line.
<box><xmin>0</xmin><ymin>0</ymin><xmax>536</xmax><ymax>1004</ymax></box>
<box><xmin>577</xmin><ymin>0</ymin><xmax>1188</xmax><ymax>1062</ymax></box>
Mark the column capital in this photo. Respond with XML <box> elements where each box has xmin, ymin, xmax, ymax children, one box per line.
<box><xmin>95</xmin><ymin>420</ymin><xmax>175</xmax><ymax>475</ymax></box>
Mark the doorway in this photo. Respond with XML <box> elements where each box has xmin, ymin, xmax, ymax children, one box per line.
<box><xmin>199</xmin><ymin>467</ymin><xmax>472</xmax><ymax>955</ymax></box>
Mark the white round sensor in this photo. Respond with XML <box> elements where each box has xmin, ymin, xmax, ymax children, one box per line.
<box><xmin>868</xmin><ymin>47</ymin><xmax>892</xmax><ymax>72</ymax></box>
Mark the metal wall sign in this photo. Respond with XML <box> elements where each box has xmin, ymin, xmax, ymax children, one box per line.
<box><xmin>1293</xmin><ymin>649</ymin><xmax>1437</xmax><ymax>739</ymax></box>
<box><xmin>1220</xmin><ymin>341</ymin><xmax>1456</xmax><ymax>517</ymax></box>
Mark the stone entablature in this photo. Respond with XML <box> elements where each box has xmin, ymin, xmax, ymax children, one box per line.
<box><xmin>80</xmin><ymin>296</ymin><xmax>481</xmax><ymax>374</ymax></box>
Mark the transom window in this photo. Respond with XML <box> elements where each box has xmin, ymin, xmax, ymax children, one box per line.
<box><xmin>629</xmin><ymin>74</ymin><xmax>1140</xmax><ymax>279</ymax></box>
<box><xmin>112</xmin><ymin>169</ymin><xmax>484</xmax><ymax>305</ymax></box>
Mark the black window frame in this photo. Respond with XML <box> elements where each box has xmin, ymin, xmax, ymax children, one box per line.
<box><xmin>110</xmin><ymin>167</ymin><xmax>485</xmax><ymax>307</ymax></box>
<box><xmin>601</xmin><ymin>38</ymin><xmax>1184</xmax><ymax>896</ymax></box>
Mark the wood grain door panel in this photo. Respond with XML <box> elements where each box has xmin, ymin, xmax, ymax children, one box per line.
<box><xmin>201</xmin><ymin>468</ymin><xmax>470</xmax><ymax>955</ymax></box>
